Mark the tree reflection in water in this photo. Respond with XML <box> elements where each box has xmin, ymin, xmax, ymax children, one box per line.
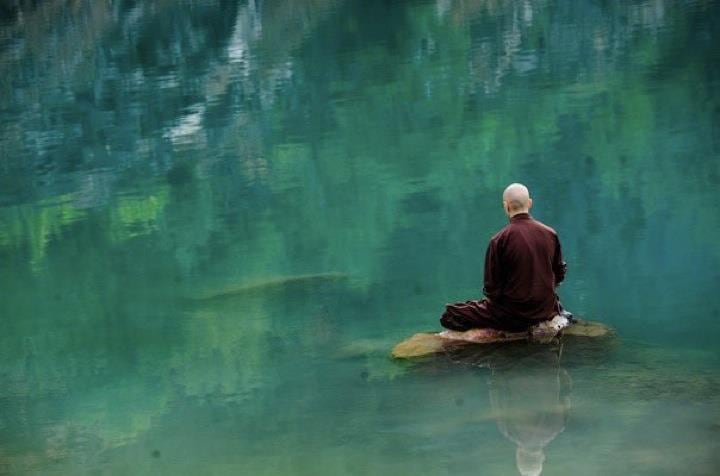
<box><xmin>446</xmin><ymin>343</ymin><xmax>571</xmax><ymax>476</ymax></box>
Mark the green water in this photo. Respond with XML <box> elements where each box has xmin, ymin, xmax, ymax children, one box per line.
<box><xmin>1</xmin><ymin>0</ymin><xmax>719</xmax><ymax>474</ymax></box>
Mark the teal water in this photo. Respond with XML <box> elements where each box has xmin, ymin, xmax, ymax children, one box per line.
<box><xmin>1</xmin><ymin>0</ymin><xmax>719</xmax><ymax>474</ymax></box>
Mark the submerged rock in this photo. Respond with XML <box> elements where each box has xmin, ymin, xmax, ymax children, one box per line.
<box><xmin>391</xmin><ymin>319</ymin><xmax>613</xmax><ymax>359</ymax></box>
<box><xmin>192</xmin><ymin>272</ymin><xmax>348</xmax><ymax>301</ymax></box>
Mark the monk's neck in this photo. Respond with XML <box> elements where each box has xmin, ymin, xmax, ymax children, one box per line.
<box><xmin>509</xmin><ymin>212</ymin><xmax>531</xmax><ymax>222</ymax></box>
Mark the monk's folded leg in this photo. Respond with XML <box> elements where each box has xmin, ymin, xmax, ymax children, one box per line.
<box><xmin>440</xmin><ymin>299</ymin><xmax>502</xmax><ymax>331</ymax></box>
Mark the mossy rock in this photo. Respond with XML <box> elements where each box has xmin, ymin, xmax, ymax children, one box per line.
<box><xmin>562</xmin><ymin>319</ymin><xmax>613</xmax><ymax>338</ymax></box>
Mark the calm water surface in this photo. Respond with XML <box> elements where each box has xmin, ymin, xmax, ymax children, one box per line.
<box><xmin>1</xmin><ymin>0</ymin><xmax>719</xmax><ymax>474</ymax></box>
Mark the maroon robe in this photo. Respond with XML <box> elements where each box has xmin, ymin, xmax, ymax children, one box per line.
<box><xmin>441</xmin><ymin>213</ymin><xmax>566</xmax><ymax>332</ymax></box>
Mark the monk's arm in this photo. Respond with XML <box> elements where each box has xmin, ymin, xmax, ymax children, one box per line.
<box><xmin>553</xmin><ymin>235</ymin><xmax>567</xmax><ymax>286</ymax></box>
<box><xmin>483</xmin><ymin>239</ymin><xmax>502</xmax><ymax>301</ymax></box>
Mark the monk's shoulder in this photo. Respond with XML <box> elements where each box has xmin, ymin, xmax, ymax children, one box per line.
<box><xmin>530</xmin><ymin>218</ymin><xmax>559</xmax><ymax>237</ymax></box>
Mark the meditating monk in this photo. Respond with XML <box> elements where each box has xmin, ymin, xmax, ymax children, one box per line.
<box><xmin>440</xmin><ymin>183</ymin><xmax>568</xmax><ymax>332</ymax></box>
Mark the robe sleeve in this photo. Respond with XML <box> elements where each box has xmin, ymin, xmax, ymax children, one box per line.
<box><xmin>483</xmin><ymin>238</ymin><xmax>502</xmax><ymax>301</ymax></box>
<box><xmin>552</xmin><ymin>235</ymin><xmax>567</xmax><ymax>286</ymax></box>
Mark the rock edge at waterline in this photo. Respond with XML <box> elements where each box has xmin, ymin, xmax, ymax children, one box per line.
<box><xmin>392</xmin><ymin>319</ymin><xmax>613</xmax><ymax>359</ymax></box>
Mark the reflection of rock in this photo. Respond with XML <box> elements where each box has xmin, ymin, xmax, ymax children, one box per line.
<box><xmin>392</xmin><ymin>319</ymin><xmax>613</xmax><ymax>359</ymax></box>
<box><xmin>162</xmin><ymin>103</ymin><xmax>207</xmax><ymax>148</ymax></box>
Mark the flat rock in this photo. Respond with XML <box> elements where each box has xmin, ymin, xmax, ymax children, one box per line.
<box><xmin>391</xmin><ymin>319</ymin><xmax>613</xmax><ymax>359</ymax></box>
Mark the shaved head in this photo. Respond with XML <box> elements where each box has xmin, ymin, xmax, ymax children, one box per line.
<box><xmin>503</xmin><ymin>183</ymin><xmax>532</xmax><ymax>216</ymax></box>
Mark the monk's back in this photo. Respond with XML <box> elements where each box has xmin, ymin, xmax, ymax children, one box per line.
<box><xmin>440</xmin><ymin>184</ymin><xmax>566</xmax><ymax>332</ymax></box>
<box><xmin>492</xmin><ymin>214</ymin><xmax>560</xmax><ymax>319</ymax></box>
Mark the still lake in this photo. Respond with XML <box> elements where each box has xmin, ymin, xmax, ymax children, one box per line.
<box><xmin>1</xmin><ymin>0</ymin><xmax>719</xmax><ymax>474</ymax></box>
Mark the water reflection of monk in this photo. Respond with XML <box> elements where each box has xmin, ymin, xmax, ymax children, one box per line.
<box><xmin>448</xmin><ymin>344</ymin><xmax>571</xmax><ymax>476</ymax></box>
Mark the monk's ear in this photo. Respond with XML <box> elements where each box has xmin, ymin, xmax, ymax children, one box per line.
<box><xmin>527</xmin><ymin>198</ymin><xmax>533</xmax><ymax>210</ymax></box>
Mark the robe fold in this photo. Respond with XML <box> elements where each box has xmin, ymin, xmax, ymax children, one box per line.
<box><xmin>441</xmin><ymin>213</ymin><xmax>566</xmax><ymax>332</ymax></box>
